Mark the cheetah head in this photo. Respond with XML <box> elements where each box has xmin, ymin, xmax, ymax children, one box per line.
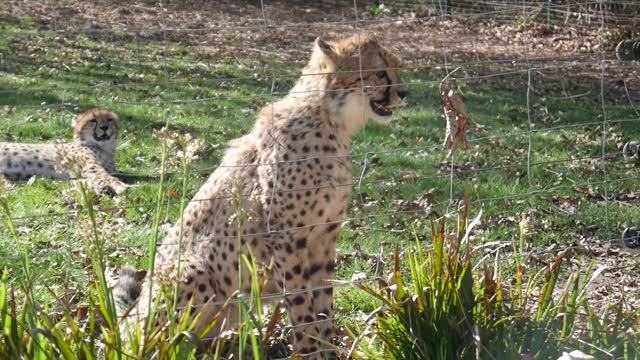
<box><xmin>73</xmin><ymin>109</ymin><xmax>120</xmax><ymax>150</ymax></box>
<box><xmin>310</xmin><ymin>35</ymin><xmax>408</xmax><ymax>130</ymax></box>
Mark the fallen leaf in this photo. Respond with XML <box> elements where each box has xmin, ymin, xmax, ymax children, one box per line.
<box><xmin>440</xmin><ymin>79</ymin><xmax>473</xmax><ymax>157</ymax></box>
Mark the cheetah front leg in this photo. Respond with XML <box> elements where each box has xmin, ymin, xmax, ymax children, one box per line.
<box><xmin>272</xmin><ymin>231</ymin><xmax>337</xmax><ymax>359</ymax></box>
<box><xmin>303</xmin><ymin>226</ymin><xmax>338</xmax><ymax>359</ymax></box>
<box><xmin>82</xmin><ymin>165</ymin><xmax>131</xmax><ymax>195</ymax></box>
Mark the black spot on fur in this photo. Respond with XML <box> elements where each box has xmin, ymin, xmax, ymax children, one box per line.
<box><xmin>292</xmin><ymin>264</ymin><xmax>302</xmax><ymax>274</ymax></box>
<box><xmin>291</xmin><ymin>296</ymin><xmax>305</xmax><ymax>305</ymax></box>
<box><xmin>326</xmin><ymin>223</ymin><xmax>339</xmax><ymax>233</ymax></box>
<box><xmin>326</xmin><ymin>261</ymin><xmax>336</xmax><ymax>272</ymax></box>
<box><xmin>309</xmin><ymin>263</ymin><xmax>322</xmax><ymax>277</ymax></box>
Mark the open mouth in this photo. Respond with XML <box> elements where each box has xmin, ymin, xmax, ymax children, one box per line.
<box><xmin>370</xmin><ymin>98</ymin><xmax>393</xmax><ymax>116</ymax></box>
<box><xmin>94</xmin><ymin>133</ymin><xmax>111</xmax><ymax>141</ymax></box>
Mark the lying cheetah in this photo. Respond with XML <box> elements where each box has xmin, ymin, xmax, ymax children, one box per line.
<box><xmin>0</xmin><ymin>109</ymin><xmax>129</xmax><ymax>195</ymax></box>
<box><xmin>115</xmin><ymin>35</ymin><xmax>407</xmax><ymax>357</ymax></box>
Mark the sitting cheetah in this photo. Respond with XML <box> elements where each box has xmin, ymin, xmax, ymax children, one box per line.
<box><xmin>115</xmin><ymin>35</ymin><xmax>407</xmax><ymax>357</ymax></box>
<box><xmin>0</xmin><ymin>109</ymin><xmax>129</xmax><ymax>195</ymax></box>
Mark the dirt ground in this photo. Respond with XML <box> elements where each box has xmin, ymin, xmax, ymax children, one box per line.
<box><xmin>3</xmin><ymin>0</ymin><xmax>639</xmax><ymax>101</ymax></box>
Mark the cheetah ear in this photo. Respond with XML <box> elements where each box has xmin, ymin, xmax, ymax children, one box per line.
<box><xmin>315</xmin><ymin>37</ymin><xmax>338</xmax><ymax>59</ymax></box>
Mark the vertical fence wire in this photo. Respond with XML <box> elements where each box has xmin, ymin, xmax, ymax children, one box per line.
<box><xmin>50</xmin><ymin>0</ymin><xmax>76</xmax><ymax>292</ymax></box>
<box><xmin>522</xmin><ymin>0</ymin><xmax>537</xmax><ymax>238</ymax></box>
<box><xmin>598</xmin><ymin>1</ymin><xmax>612</xmax><ymax>249</ymax></box>
<box><xmin>438</xmin><ymin>0</ymin><xmax>456</xmax><ymax>209</ymax></box>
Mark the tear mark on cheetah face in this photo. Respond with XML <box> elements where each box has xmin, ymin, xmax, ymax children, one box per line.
<box><xmin>73</xmin><ymin>108</ymin><xmax>121</xmax><ymax>148</ymax></box>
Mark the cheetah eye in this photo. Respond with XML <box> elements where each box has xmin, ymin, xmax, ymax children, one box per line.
<box><xmin>90</xmin><ymin>118</ymin><xmax>97</xmax><ymax>123</ymax></box>
<box><xmin>107</xmin><ymin>118</ymin><xmax>113</xmax><ymax>122</ymax></box>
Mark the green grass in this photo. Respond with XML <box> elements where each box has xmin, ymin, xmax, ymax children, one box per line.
<box><xmin>1</xmin><ymin>8</ymin><xmax>639</xmax><ymax>358</ymax></box>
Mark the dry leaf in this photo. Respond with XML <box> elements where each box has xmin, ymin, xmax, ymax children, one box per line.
<box><xmin>440</xmin><ymin>79</ymin><xmax>473</xmax><ymax>157</ymax></box>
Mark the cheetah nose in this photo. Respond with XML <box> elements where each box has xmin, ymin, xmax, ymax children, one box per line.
<box><xmin>397</xmin><ymin>90</ymin><xmax>408</xmax><ymax>100</ymax></box>
<box><xmin>100</xmin><ymin>126</ymin><xmax>109</xmax><ymax>131</ymax></box>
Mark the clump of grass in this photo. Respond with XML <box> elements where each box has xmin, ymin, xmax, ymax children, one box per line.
<box><xmin>0</xmin><ymin>131</ymin><xmax>269</xmax><ymax>359</ymax></box>
<box><xmin>351</xmin><ymin>197</ymin><xmax>640</xmax><ymax>359</ymax></box>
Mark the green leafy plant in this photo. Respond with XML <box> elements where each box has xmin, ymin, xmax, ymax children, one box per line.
<box><xmin>351</xmin><ymin>197</ymin><xmax>640</xmax><ymax>359</ymax></box>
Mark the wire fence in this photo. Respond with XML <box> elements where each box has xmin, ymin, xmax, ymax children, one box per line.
<box><xmin>1</xmin><ymin>0</ymin><xmax>639</xmax><ymax>358</ymax></box>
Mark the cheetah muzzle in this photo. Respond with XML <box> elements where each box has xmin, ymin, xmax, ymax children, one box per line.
<box><xmin>370</xmin><ymin>96</ymin><xmax>393</xmax><ymax>116</ymax></box>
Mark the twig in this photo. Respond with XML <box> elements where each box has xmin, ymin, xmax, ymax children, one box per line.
<box><xmin>439</xmin><ymin>66</ymin><xmax>462</xmax><ymax>90</ymax></box>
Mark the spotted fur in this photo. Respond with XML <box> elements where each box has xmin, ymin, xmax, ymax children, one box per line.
<box><xmin>0</xmin><ymin>109</ymin><xmax>128</xmax><ymax>195</ymax></box>
<box><xmin>115</xmin><ymin>35</ymin><xmax>407</xmax><ymax>357</ymax></box>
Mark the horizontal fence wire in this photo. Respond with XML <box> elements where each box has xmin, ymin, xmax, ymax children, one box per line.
<box><xmin>5</xmin><ymin>154</ymin><xmax>637</xmax><ymax>224</ymax></box>
<box><xmin>5</xmin><ymin>174</ymin><xmax>637</xmax><ymax>251</ymax></box>
<box><xmin>1</xmin><ymin>59</ymin><xmax>637</xmax><ymax>107</ymax></box>
<box><xmin>0</xmin><ymin>228</ymin><xmax>632</xmax><ymax>263</ymax></box>
<box><xmin>3</xmin><ymin>128</ymin><xmax>636</xmax><ymax>183</ymax></box>
<box><xmin>0</xmin><ymin>53</ymin><xmax>627</xmax><ymax>95</ymax></box>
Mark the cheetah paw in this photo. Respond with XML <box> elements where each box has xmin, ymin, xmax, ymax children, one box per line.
<box><xmin>97</xmin><ymin>181</ymin><xmax>134</xmax><ymax>196</ymax></box>
<box><xmin>622</xmin><ymin>141</ymin><xmax>639</xmax><ymax>163</ymax></box>
<box><xmin>111</xmin><ymin>181</ymin><xmax>135</xmax><ymax>194</ymax></box>
<box><xmin>622</xmin><ymin>226</ymin><xmax>640</xmax><ymax>250</ymax></box>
